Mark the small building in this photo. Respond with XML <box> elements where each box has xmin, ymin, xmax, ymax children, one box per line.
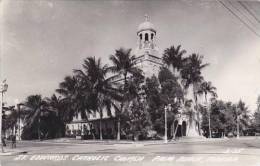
<box><xmin>65</xmin><ymin>109</ymin><xmax>117</xmax><ymax>139</ymax></box>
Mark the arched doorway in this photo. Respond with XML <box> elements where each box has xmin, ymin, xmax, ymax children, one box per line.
<box><xmin>174</xmin><ymin>120</ymin><xmax>182</xmax><ymax>137</ymax></box>
<box><xmin>182</xmin><ymin>121</ymin><xmax>187</xmax><ymax>136</ymax></box>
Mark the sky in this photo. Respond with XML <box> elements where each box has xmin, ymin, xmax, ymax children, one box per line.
<box><xmin>1</xmin><ymin>0</ymin><xmax>260</xmax><ymax>111</ymax></box>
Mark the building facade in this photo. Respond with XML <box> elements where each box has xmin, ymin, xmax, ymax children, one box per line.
<box><xmin>66</xmin><ymin>15</ymin><xmax>201</xmax><ymax>139</ymax></box>
<box><xmin>66</xmin><ymin>109</ymin><xmax>117</xmax><ymax>139</ymax></box>
<box><xmin>134</xmin><ymin>15</ymin><xmax>201</xmax><ymax>138</ymax></box>
<box><xmin>134</xmin><ymin>15</ymin><xmax>162</xmax><ymax>78</ymax></box>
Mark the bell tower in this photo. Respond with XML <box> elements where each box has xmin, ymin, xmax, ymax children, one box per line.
<box><xmin>135</xmin><ymin>15</ymin><xmax>162</xmax><ymax>78</ymax></box>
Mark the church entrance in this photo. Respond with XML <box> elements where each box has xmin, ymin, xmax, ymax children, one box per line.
<box><xmin>181</xmin><ymin>121</ymin><xmax>187</xmax><ymax>136</ymax></box>
<box><xmin>173</xmin><ymin>120</ymin><xmax>187</xmax><ymax>138</ymax></box>
<box><xmin>174</xmin><ymin>120</ymin><xmax>182</xmax><ymax>137</ymax></box>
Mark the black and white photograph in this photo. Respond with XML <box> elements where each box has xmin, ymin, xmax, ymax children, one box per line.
<box><xmin>0</xmin><ymin>0</ymin><xmax>260</xmax><ymax>165</ymax></box>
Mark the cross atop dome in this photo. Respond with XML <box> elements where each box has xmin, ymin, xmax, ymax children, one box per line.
<box><xmin>144</xmin><ymin>14</ymin><xmax>149</xmax><ymax>22</ymax></box>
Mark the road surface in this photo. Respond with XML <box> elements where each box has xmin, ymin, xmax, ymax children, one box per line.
<box><xmin>0</xmin><ymin>137</ymin><xmax>260</xmax><ymax>166</ymax></box>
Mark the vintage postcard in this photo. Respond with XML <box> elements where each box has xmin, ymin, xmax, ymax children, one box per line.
<box><xmin>0</xmin><ymin>0</ymin><xmax>260</xmax><ymax>165</ymax></box>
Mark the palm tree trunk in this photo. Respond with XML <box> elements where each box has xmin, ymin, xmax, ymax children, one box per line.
<box><xmin>205</xmin><ymin>94</ymin><xmax>212</xmax><ymax>138</ymax></box>
<box><xmin>99</xmin><ymin>110</ymin><xmax>103</xmax><ymax>140</ymax></box>
<box><xmin>117</xmin><ymin>103</ymin><xmax>123</xmax><ymax>141</ymax></box>
<box><xmin>117</xmin><ymin>73</ymin><xmax>127</xmax><ymax>141</ymax></box>
<box><xmin>193</xmin><ymin>84</ymin><xmax>201</xmax><ymax>135</ymax></box>
<box><xmin>38</xmin><ymin>117</ymin><xmax>41</xmax><ymax>141</ymax></box>
<box><xmin>117</xmin><ymin>118</ymin><xmax>120</xmax><ymax>140</ymax></box>
<box><xmin>99</xmin><ymin>120</ymin><xmax>103</xmax><ymax>140</ymax></box>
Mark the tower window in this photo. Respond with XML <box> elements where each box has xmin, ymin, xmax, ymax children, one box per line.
<box><xmin>145</xmin><ymin>33</ymin><xmax>148</xmax><ymax>41</ymax></box>
<box><xmin>151</xmin><ymin>33</ymin><xmax>154</xmax><ymax>40</ymax></box>
<box><xmin>139</xmin><ymin>34</ymin><xmax>142</xmax><ymax>40</ymax></box>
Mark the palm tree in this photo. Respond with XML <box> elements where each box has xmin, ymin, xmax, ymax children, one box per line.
<box><xmin>56</xmin><ymin>76</ymin><xmax>78</xmax><ymax>98</ymax></box>
<box><xmin>56</xmin><ymin>76</ymin><xmax>89</xmax><ymax>123</ymax></box>
<box><xmin>198</xmin><ymin>81</ymin><xmax>217</xmax><ymax>103</ymax></box>
<box><xmin>109</xmin><ymin>48</ymin><xmax>142</xmax><ymax>140</ymax></box>
<box><xmin>74</xmin><ymin>56</ymin><xmax>121</xmax><ymax>140</ymax></box>
<box><xmin>46</xmin><ymin>94</ymin><xmax>62</xmax><ymax>116</ymax></box>
<box><xmin>23</xmin><ymin>95</ymin><xmax>48</xmax><ymax>140</ymax></box>
<box><xmin>45</xmin><ymin>94</ymin><xmax>67</xmax><ymax>137</ymax></box>
<box><xmin>180</xmin><ymin>53</ymin><xmax>209</xmax><ymax>135</ymax></box>
<box><xmin>3</xmin><ymin>105</ymin><xmax>28</xmax><ymax>140</ymax></box>
<box><xmin>236</xmin><ymin>100</ymin><xmax>250</xmax><ymax>136</ymax></box>
<box><xmin>198</xmin><ymin>81</ymin><xmax>217</xmax><ymax>138</ymax></box>
<box><xmin>2</xmin><ymin>106</ymin><xmax>16</xmax><ymax>136</ymax></box>
<box><xmin>181</xmin><ymin>53</ymin><xmax>209</xmax><ymax>103</ymax></box>
<box><xmin>162</xmin><ymin>45</ymin><xmax>187</xmax><ymax>75</ymax></box>
<box><xmin>162</xmin><ymin>45</ymin><xmax>187</xmax><ymax>114</ymax></box>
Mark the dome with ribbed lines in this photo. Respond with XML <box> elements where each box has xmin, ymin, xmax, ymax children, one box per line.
<box><xmin>137</xmin><ymin>15</ymin><xmax>156</xmax><ymax>33</ymax></box>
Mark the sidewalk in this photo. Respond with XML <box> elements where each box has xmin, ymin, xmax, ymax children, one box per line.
<box><xmin>20</xmin><ymin>139</ymin><xmax>160</xmax><ymax>146</ymax></box>
<box><xmin>20</xmin><ymin>138</ymin><xmax>136</xmax><ymax>144</ymax></box>
<box><xmin>0</xmin><ymin>147</ymin><xmax>27</xmax><ymax>156</ymax></box>
<box><xmin>19</xmin><ymin>136</ymin><xmax>230</xmax><ymax>146</ymax></box>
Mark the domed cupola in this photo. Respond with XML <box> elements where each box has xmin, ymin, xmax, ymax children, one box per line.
<box><xmin>137</xmin><ymin>15</ymin><xmax>156</xmax><ymax>33</ymax></box>
<box><xmin>136</xmin><ymin>14</ymin><xmax>158</xmax><ymax>53</ymax></box>
<box><xmin>134</xmin><ymin>15</ymin><xmax>161</xmax><ymax>78</ymax></box>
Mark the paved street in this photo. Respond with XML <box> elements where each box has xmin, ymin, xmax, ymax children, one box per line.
<box><xmin>1</xmin><ymin>137</ymin><xmax>260</xmax><ymax>166</ymax></box>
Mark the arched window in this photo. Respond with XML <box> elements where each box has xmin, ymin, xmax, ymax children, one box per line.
<box><xmin>151</xmin><ymin>33</ymin><xmax>154</xmax><ymax>40</ymax></box>
<box><xmin>145</xmin><ymin>33</ymin><xmax>148</xmax><ymax>41</ymax></box>
<box><xmin>139</xmin><ymin>34</ymin><xmax>142</xmax><ymax>40</ymax></box>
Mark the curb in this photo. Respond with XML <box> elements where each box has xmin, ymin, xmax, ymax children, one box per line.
<box><xmin>0</xmin><ymin>151</ymin><xmax>27</xmax><ymax>156</ymax></box>
<box><xmin>18</xmin><ymin>138</ymin><xmax>230</xmax><ymax>146</ymax></box>
<box><xmin>19</xmin><ymin>140</ymin><xmax>135</xmax><ymax>145</ymax></box>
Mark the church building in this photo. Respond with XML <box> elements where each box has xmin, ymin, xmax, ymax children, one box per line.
<box><xmin>65</xmin><ymin>15</ymin><xmax>201</xmax><ymax>139</ymax></box>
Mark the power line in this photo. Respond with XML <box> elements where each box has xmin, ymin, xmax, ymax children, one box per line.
<box><xmin>217</xmin><ymin>0</ymin><xmax>260</xmax><ymax>38</ymax></box>
<box><xmin>238</xmin><ymin>1</ymin><xmax>260</xmax><ymax>24</ymax></box>
<box><xmin>228</xmin><ymin>1</ymin><xmax>256</xmax><ymax>26</ymax></box>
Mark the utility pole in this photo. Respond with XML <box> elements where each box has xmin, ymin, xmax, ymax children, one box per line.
<box><xmin>17</xmin><ymin>103</ymin><xmax>24</xmax><ymax>141</ymax></box>
<box><xmin>236</xmin><ymin>107</ymin><xmax>240</xmax><ymax>139</ymax></box>
<box><xmin>0</xmin><ymin>80</ymin><xmax>8</xmax><ymax>153</ymax></box>
<box><xmin>208</xmin><ymin>101</ymin><xmax>212</xmax><ymax>139</ymax></box>
<box><xmin>237</xmin><ymin>114</ymin><xmax>240</xmax><ymax>139</ymax></box>
<box><xmin>18</xmin><ymin>104</ymin><xmax>21</xmax><ymax>141</ymax></box>
<box><xmin>208</xmin><ymin>97</ymin><xmax>217</xmax><ymax>139</ymax></box>
<box><xmin>15</xmin><ymin>99</ymin><xmax>21</xmax><ymax>141</ymax></box>
<box><xmin>38</xmin><ymin>115</ymin><xmax>41</xmax><ymax>141</ymax></box>
<box><xmin>0</xmin><ymin>91</ymin><xmax>3</xmax><ymax>153</ymax></box>
<box><xmin>208</xmin><ymin>109</ymin><xmax>212</xmax><ymax>138</ymax></box>
<box><xmin>164</xmin><ymin>105</ymin><xmax>167</xmax><ymax>143</ymax></box>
